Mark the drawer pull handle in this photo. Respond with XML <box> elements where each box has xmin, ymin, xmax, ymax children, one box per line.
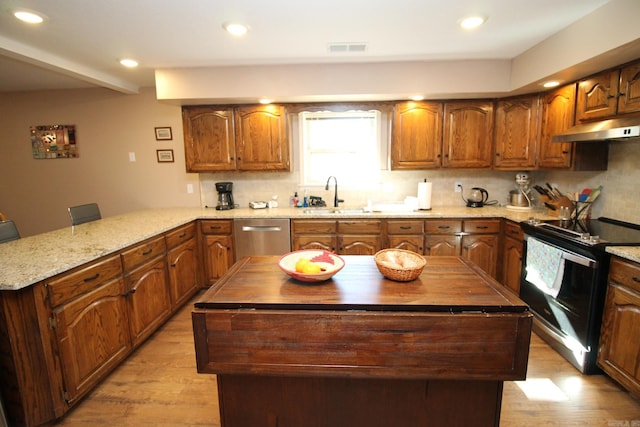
<box><xmin>178</xmin><ymin>232</ymin><xmax>186</xmax><ymax>238</ymax></box>
<box><xmin>400</xmin><ymin>226</ymin><xmax>411</xmax><ymax>230</ymax></box>
<box><xmin>633</xmin><ymin>276</ymin><xmax>640</xmax><ymax>283</ymax></box>
<box><xmin>438</xmin><ymin>226</ymin><xmax>451</xmax><ymax>230</ymax></box>
<box><xmin>209</xmin><ymin>226</ymin><xmax>222</xmax><ymax>230</ymax></box>
<box><xmin>476</xmin><ymin>226</ymin><xmax>488</xmax><ymax>229</ymax></box>
<box><xmin>142</xmin><ymin>248</ymin><xmax>153</xmax><ymax>255</ymax></box>
<box><xmin>83</xmin><ymin>273</ymin><xmax>100</xmax><ymax>283</ymax></box>
<box><xmin>121</xmin><ymin>289</ymin><xmax>137</xmax><ymax>297</ymax></box>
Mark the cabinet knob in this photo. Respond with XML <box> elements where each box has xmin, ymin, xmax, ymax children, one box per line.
<box><xmin>121</xmin><ymin>288</ymin><xmax>137</xmax><ymax>297</ymax></box>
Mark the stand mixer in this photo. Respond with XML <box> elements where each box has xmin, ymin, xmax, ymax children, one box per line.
<box><xmin>508</xmin><ymin>173</ymin><xmax>533</xmax><ymax>209</ymax></box>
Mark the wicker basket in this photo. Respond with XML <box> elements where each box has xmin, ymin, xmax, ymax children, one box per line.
<box><xmin>374</xmin><ymin>249</ymin><xmax>426</xmax><ymax>282</ymax></box>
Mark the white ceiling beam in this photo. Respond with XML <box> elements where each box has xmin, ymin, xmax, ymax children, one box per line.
<box><xmin>0</xmin><ymin>35</ymin><xmax>139</xmax><ymax>94</ymax></box>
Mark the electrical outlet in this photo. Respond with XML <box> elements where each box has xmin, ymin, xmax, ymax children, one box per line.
<box><xmin>187</xmin><ymin>184</ymin><xmax>194</xmax><ymax>194</ymax></box>
<box><xmin>455</xmin><ymin>182</ymin><xmax>462</xmax><ymax>193</ymax></box>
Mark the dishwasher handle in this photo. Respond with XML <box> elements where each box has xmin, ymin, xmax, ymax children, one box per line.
<box><xmin>241</xmin><ymin>225</ymin><xmax>283</xmax><ymax>232</ymax></box>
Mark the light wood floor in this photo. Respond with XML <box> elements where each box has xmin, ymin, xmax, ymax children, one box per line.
<box><xmin>54</xmin><ymin>291</ymin><xmax>640</xmax><ymax>427</ymax></box>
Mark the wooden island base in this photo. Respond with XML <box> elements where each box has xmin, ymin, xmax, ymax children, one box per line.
<box><xmin>193</xmin><ymin>256</ymin><xmax>532</xmax><ymax>427</ymax></box>
<box><xmin>217</xmin><ymin>375</ymin><xmax>503</xmax><ymax>426</ymax></box>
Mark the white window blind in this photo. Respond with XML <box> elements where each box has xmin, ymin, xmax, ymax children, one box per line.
<box><xmin>299</xmin><ymin>110</ymin><xmax>382</xmax><ymax>187</ymax></box>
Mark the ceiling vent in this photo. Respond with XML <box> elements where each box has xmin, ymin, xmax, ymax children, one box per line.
<box><xmin>328</xmin><ymin>42</ymin><xmax>368</xmax><ymax>53</ymax></box>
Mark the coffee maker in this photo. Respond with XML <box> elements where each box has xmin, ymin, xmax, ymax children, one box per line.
<box><xmin>215</xmin><ymin>182</ymin><xmax>234</xmax><ymax>210</ymax></box>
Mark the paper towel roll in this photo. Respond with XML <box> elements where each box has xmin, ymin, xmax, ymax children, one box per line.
<box><xmin>417</xmin><ymin>181</ymin><xmax>432</xmax><ymax>210</ymax></box>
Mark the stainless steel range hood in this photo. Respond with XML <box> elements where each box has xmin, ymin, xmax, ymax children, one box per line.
<box><xmin>552</xmin><ymin>116</ymin><xmax>640</xmax><ymax>143</ymax></box>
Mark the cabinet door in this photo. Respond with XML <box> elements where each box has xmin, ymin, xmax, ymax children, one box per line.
<box><xmin>424</xmin><ymin>235</ymin><xmax>460</xmax><ymax>256</ymax></box>
<box><xmin>126</xmin><ymin>258</ymin><xmax>172</xmax><ymax>346</ymax></box>
<box><xmin>203</xmin><ymin>234</ymin><xmax>234</xmax><ymax>285</ymax></box>
<box><xmin>182</xmin><ymin>106</ymin><xmax>236</xmax><ymax>172</ymax></box>
<box><xmin>391</xmin><ymin>101</ymin><xmax>443</xmax><ymax>169</ymax></box>
<box><xmin>388</xmin><ymin>235</ymin><xmax>424</xmax><ymax>254</ymax></box>
<box><xmin>167</xmin><ymin>238</ymin><xmax>200</xmax><ymax>308</ymax></box>
<box><xmin>339</xmin><ymin>235</ymin><xmax>382</xmax><ymax>255</ymax></box>
<box><xmin>618</xmin><ymin>62</ymin><xmax>640</xmax><ymax>114</ymax></box>
<box><xmin>576</xmin><ymin>70</ymin><xmax>619</xmax><ymax>121</ymax></box>
<box><xmin>234</xmin><ymin>105</ymin><xmax>290</xmax><ymax>171</ymax></box>
<box><xmin>53</xmin><ymin>277</ymin><xmax>131</xmax><ymax>405</ymax></box>
<box><xmin>598</xmin><ymin>283</ymin><xmax>640</xmax><ymax>396</ymax></box>
<box><xmin>493</xmin><ymin>97</ymin><xmax>538</xmax><ymax>170</ymax></box>
<box><xmin>538</xmin><ymin>84</ymin><xmax>575</xmax><ymax>169</ymax></box>
<box><xmin>442</xmin><ymin>101</ymin><xmax>494</xmax><ymax>168</ymax></box>
<box><xmin>501</xmin><ymin>237</ymin><xmax>523</xmax><ymax>295</ymax></box>
<box><xmin>462</xmin><ymin>235</ymin><xmax>499</xmax><ymax>278</ymax></box>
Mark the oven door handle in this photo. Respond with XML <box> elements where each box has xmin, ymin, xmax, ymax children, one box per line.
<box><xmin>524</xmin><ymin>235</ymin><xmax>598</xmax><ymax>268</ymax></box>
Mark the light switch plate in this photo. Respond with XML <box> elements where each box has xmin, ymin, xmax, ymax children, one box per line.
<box><xmin>128</xmin><ymin>152</ymin><xmax>136</xmax><ymax>162</ymax></box>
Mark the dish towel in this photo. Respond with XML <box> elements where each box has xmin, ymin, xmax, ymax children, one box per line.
<box><xmin>525</xmin><ymin>237</ymin><xmax>565</xmax><ymax>298</ymax></box>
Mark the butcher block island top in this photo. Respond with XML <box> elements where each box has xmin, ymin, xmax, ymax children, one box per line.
<box><xmin>192</xmin><ymin>255</ymin><xmax>532</xmax><ymax>427</ymax></box>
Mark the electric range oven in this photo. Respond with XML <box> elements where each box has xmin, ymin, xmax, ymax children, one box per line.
<box><xmin>520</xmin><ymin>217</ymin><xmax>640</xmax><ymax>374</ymax></box>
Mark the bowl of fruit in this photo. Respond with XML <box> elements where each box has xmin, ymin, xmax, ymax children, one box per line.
<box><xmin>278</xmin><ymin>250</ymin><xmax>345</xmax><ymax>282</ymax></box>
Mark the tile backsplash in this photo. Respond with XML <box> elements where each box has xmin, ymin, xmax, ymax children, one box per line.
<box><xmin>200</xmin><ymin>142</ymin><xmax>640</xmax><ymax>224</ymax></box>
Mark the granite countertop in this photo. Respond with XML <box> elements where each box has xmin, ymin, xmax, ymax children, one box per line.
<box><xmin>606</xmin><ymin>246</ymin><xmax>640</xmax><ymax>264</ymax></box>
<box><xmin>0</xmin><ymin>205</ymin><xmax>557</xmax><ymax>291</ymax></box>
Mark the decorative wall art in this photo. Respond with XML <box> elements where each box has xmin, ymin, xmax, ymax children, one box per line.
<box><xmin>31</xmin><ymin>125</ymin><xmax>78</xmax><ymax>159</ymax></box>
<box><xmin>156</xmin><ymin>149</ymin><xmax>174</xmax><ymax>163</ymax></box>
<box><xmin>155</xmin><ymin>127</ymin><xmax>172</xmax><ymax>140</ymax></box>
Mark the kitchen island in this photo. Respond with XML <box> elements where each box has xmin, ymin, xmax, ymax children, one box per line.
<box><xmin>192</xmin><ymin>255</ymin><xmax>533</xmax><ymax>426</ymax></box>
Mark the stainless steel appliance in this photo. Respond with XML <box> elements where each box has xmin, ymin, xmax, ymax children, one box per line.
<box><xmin>520</xmin><ymin>217</ymin><xmax>640</xmax><ymax>374</ymax></box>
<box><xmin>234</xmin><ymin>218</ymin><xmax>291</xmax><ymax>260</ymax></box>
<box><xmin>215</xmin><ymin>182</ymin><xmax>235</xmax><ymax>210</ymax></box>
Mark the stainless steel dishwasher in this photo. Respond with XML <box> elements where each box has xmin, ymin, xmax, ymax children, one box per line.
<box><xmin>233</xmin><ymin>218</ymin><xmax>291</xmax><ymax>260</ymax></box>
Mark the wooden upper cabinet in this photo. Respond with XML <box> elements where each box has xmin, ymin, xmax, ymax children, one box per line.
<box><xmin>618</xmin><ymin>62</ymin><xmax>640</xmax><ymax>114</ymax></box>
<box><xmin>443</xmin><ymin>101</ymin><xmax>494</xmax><ymax>168</ymax></box>
<box><xmin>182</xmin><ymin>106</ymin><xmax>236</xmax><ymax>172</ymax></box>
<box><xmin>538</xmin><ymin>84</ymin><xmax>575</xmax><ymax>169</ymax></box>
<box><xmin>182</xmin><ymin>104</ymin><xmax>290</xmax><ymax>172</ymax></box>
<box><xmin>494</xmin><ymin>96</ymin><xmax>539</xmax><ymax>170</ymax></box>
<box><xmin>234</xmin><ymin>105</ymin><xmax>290</xmax><ymax>171</ymax></box>
<box><xmin>391</xmin><ymin>101</ymin><xmax>443</xmax><ymax>169</ymax></box>
<box><xmin>576</xmin><ymin>70</ymin><xmax>619</xmax><ymax>122</ymax></box>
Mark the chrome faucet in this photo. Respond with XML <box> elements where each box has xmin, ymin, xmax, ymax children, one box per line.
<box><xmin>325</xmin><ymin>176</ymin><xmax>344</xmax><ymax>208</ymax></box>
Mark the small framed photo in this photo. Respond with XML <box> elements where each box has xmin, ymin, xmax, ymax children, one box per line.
<box><xmin>154</xmin><ymin>127</ymin><xmax>172</xmax><ymax>141</ymax></box>
<box><xmin>156</xmin><ymin>149</ymin><xmax>174</xmax><ymax>163</ymax></box>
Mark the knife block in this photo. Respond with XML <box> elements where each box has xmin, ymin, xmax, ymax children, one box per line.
<box><xmin>540</xmin><ymin>195</ymin><xmax>574</xmax><ymax>217</ymax></box>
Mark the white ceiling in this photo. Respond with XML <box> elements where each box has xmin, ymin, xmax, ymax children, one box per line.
<box><xmin>0</xmin><ymin>0</ymin><xmax>616</xmax><ymax>94</ymax></box>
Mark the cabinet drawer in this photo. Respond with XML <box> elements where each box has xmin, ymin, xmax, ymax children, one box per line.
<box><xmin>201</xmin><ymin>220</ymin><xmax>233</xmax><ymax>235</ymax></box>
<box><xmin>387</xmin><ymin>220</ymin><xmax>424</xmax><ymax>235</ymax></box>
<box><xmin>464</xmin><ymin>219</ymin><xmax>501</xmax><ymax>234</ymax></box>
<box><xmin>292</xmin><ymin>220</ymin><xmax>337</xmax><ymax>234</ymax></box>
<box><xmin>425</xmin><ymin>220</ymin><xmax>462</xmax><ymax>234</ymax></box>
<box><xmin>610</xmin><ymin>257</ymin><xmax>640</xmax><ymax>294</ymax></box>
<box><xmin>338</xmin><ymin>220</ymin><xmax>382</xmax><ymax>234</ymax></box>
<box><xmin>165</xmin><ymin>222</ymin><xmax>196</xmax><ymax>249</ymax></box>
<box><xmin>503</xmin><ymin>220</ymin><xmax>523</xmax><ymax>240</ymax></box>
<box><xmin>47</xmin><ymin>255</ymin><xmax>123</xmax><ymax>307</ymax></box>
<box><xmin>121</xmin><ymin>236</ymin><xmax>167</xmax><ymax>272</ymax></box>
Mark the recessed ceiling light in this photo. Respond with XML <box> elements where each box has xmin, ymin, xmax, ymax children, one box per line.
<box><xmin>119</xmin><ymin>58</ymin><xmax>139</xmax><ymax>68</ymax></box>
<box><xmin>259</xmin><ymin>98</ymin><xmax>273</xmax><ymax>105</ymax></box>
<box><xmin>14</xmin><ymin>9</ymin><xmax>46</xmax><ymax>24</ymax></box>
<box><xmin>410</xmin><ymin>95</ymin><xmax>424</xmax><ymax>101</ymax></box>
<box><xmin>459</xmin><ymin>16</ymin><xmax>487</xmax><ymax>30</ymax></box>
<box><xmin>223</xmin><ymin>22</ymin><xmax>249</xmax><ymax>36</ymax></box>
<box><xmin>543</xmin><ymin>81</ymin><xmax>560</xmax><ymax>88</ymax></box>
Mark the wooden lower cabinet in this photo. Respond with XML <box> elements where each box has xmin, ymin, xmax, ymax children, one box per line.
<box><xmin>166</xmin><ymin>223</ymin><xmax>200</xmax><ymax>308</ymax></box>
<box><xmin>52</xmin><ymin>278</ymin><xmax>131</xmax><ymax>405</ymax></box>
<box><xmin>291</xmin><ymin>219</ymin><xmax>382</xmax><ymax>255</ymax></box>
<box><xmin>0</xmin><ymin>224</ymin><xmax>203</xmax><ymax>427</ymax></box>
<box><xmin>200</xmin><ymin>220</ymin><xmax>234</xmax><ymax>285</ymax></box>
<box><xmin>387</xmin><ymin>220</ymin><xmax>424</xmax><ymax>253</ymax></box>
<box><xmin>598</xmin><ymin>256</ymin><xmax>640</xmax><ymax>397</ymax></box>
<box><xmin>291</xmin><ymin>220</ymin><xmax>337</xmax><ymax>251</ymax></box>
<box><xmin>501</xmin><ymin>220</ymin><xmax>524</xmax><ymax>294</ymax></box>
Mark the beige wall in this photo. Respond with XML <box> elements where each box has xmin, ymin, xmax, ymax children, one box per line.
<box><xmin>1</xmin><ymin>87</ymin><xmax>639</xmax><ymax>237</ymax></box>
<box><xmin>0</xmin><ymin>87</ymin><xmax>200</xmax><ymax>236</ymax></box>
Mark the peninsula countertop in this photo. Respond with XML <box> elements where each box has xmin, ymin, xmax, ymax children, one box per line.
<box><xmin>0</xmin><ymin>205</ymin><xmax>584</xmax><ymax>291</ymax></box>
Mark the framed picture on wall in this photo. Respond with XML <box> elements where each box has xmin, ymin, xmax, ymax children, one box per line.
<box><xmin>154</xmin><ymin>127</ymin><xmax>172</xmax><ymax>141</ymax></box>
<box><xmin>156</xmin><ymin>149</ymin><xmax>174</xmax><ymax>163</ymax></box>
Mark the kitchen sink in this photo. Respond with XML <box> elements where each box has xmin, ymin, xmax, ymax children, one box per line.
<box><xmin>302</xmin><ymin>208</ymin><xmax>367</xmax><ymax>214</ymax></box>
